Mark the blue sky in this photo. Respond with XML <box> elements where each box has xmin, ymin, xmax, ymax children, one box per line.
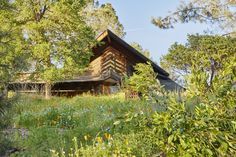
<box><xmin>99</xmin><ymin>0</ymin><xmax>210</xmax><ymax>63</ymax></box>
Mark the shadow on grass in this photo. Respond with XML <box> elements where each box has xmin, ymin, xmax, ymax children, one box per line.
<box><xmin>0</xmin><ymin>95</ymin><xmax>23</xmax><ymax>156</ymax></box>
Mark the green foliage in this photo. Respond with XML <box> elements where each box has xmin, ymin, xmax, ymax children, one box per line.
<box><xmin>51</xmin><ymin>136</ymin><xmax>136</xmax><ymax>157</ymax></box>
<box><xmin>14</xmin><ymin>0</ymin><xmax>96</xmax><ymax>84</ymax></box>
<box><xmin>0</xmin><ymin>134</ymin><xmax>12</xmax><ymax>156</ymax></box>
<box><xmin>49</xmin><ymin>40</ymin><xmax>235</xmax><ymax>156</ymax></box>
<box><xmin>150</xmin><ymin>99</ymin><xmax>236</xmax><ymax>156</ymax></box>
<box><xmin>12</xmin><ymin>127</ymin><xmax>68</xmax><ymax>157</ymax></box>
<box><xmin>0</xmin><ymin>97</ymin><xmax>6</xmax><ymax>117</ymax></box>
<box><xmin>82</xmin><ymin>1</ymin><xmax>125</xmax><ymax>37</ymax></box>
<box><xmin>6</xmin><ymin>94</ymin><xmax>159</xmax><ymax>156</ymax></box>
<box><xmin>161</xmin><ymin>35</ymin><xmax>236</xmax><ymax>89</ymax></box>
<box><xmin>16</xmin><ymin>106</ymin><xmax>77</xmax><ymax>129</ymax></box>
<box><xmin>0</xmin><ymin>0</ymin><xmax>28</xmax><ymax>97</ymax></box>
<box><xmin>127</xmin><ymin>62</ymin><xmax>164</xmax><ymax>99</ymax></box>
<box><xmin>0</xmin><ymin>95</ymin><xmax>16</xmax><ymax>156</ymax></box>
<box><xmin>152</xmin><ymin>0</ymin><xmax>236</xmax><ymax>32</ymax></box>
<box><xmin>51</xmin><ymin>90</ymin><xmax>236</xmax><ymax>156</ymax></box>
<box><xmin>3</xmin><ymin>81</ymin><xmax>235</xmax><ymax>157</ymax></box>
<box><xmin>0</xmin><ymin>98</ymin><xmax>13</xmax><ymax>128</ymax></box>
<box><xmin>130</xmin><ymin>42</ymin><xmax>150</xmax><ymax>58</ymax></box>
<box><xmin>1</xmin><ymin>30</ymin><xmax>234</xmax><ymax>157</ymax></box>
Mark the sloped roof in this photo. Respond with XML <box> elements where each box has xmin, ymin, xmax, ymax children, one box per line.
<box><xmin>159</xmin><ymin>78</ymin><xmax>184</xmax><ymax>91</ymax></box>
<box><xmin>96</xmin><ymin>29</ymin><xmax>169</xmax><ymax>77</ymax></box>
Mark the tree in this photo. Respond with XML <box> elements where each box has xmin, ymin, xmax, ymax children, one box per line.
<box><xmin>161</xmin><ymin>35</ymin><xmax>236</xmax><ymax>92</ymax></box>
<box><xmin>0</xmin><ymin>0</ymin><xmax>28</xmax><ymax>98</ymax></box>
<box><xmin>152</xmin><ymin>0</ymin><xmax>236</xmax><ymax>33</ymax></box>
<box><xmin>14</xmin><ymin>0</ymin><xmax>97</xmax><ymax>99</ymax></box>
<box><xmin>0</xmin><ymin>0</ymin><xmax>28</xmax><ymax>117</ymax></box>
<box><xmin>82</xmin><ymin>1</ymin><xmax>125</xmax><ymax>38</ymax></box>
<box><xmin>130</xmin><ymin>42</ymin><xmax>150</xmax><ymax>58</ymax></box>
<box><xmin>0</xmin><ymin>1</ymin><xmax>13</xmax><ymax>93</ymax></box>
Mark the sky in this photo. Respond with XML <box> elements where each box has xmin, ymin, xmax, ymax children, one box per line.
<box><xmin>98</xmin><ymin>0</ymin><xmax>211</xmax><ymax>63</ymax></box>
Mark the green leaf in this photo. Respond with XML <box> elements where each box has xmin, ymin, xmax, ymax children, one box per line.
<box><xmin>113</xmin><ymin>120</ymin><xmax>120</xmax><ymax>125</ymax></box>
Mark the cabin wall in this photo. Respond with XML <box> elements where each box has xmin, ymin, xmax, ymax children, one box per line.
<box><xmin>89</xmin><ymin>41</ymin><xmax>143</xmax><ymax>78</ymax></box>
<box><xmin>81</xmin><ymin>46</ymin><xmax>128</xmax><ymax>79</ymax></box>
<box><xmin>82</xmin><ymin>55</ymin><xmax>102</xmax><ymax>77</ymax></box>
<box><xmin>101</xmin><ymin>46</ymin><xmax>127</xmax><ymax>76</ymax></box>
<box><xmin>109</xmin><ymin>42</ymin><xmax>144</xmax><ymax>76</ymax></box>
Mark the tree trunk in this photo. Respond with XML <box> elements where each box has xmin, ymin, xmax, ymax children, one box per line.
<box><xmin>45</xmin><ymin>82</ymin><xmax>52</xmax><ymax>99</ymax></box>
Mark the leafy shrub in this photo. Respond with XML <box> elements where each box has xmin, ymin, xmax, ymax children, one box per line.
<box><xmin>150</xmin><ymin>99</ymin><xmax>236</xmax><ymax>156</ymax></box>
<box><xmin>0</xmin><ymin>133</ymin><xmax>12</xmax><ymax>156</ymax></box>
<box><xmin>126</xmin><ymin>62</ymin><xmax>164</xmax><ymax>100</ymax></box>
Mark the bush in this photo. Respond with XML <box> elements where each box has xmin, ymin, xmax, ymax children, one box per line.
<box><xmin>0</xmin><ymin>134</ymin><xmax>12</xmax><ymax>156</ymax></box>
<box><xmin>150</xmin><ymin>99</ymin><xmax>236</xmax><ymax>156</ymax></box>
<box><xmin>126</xmin><ymin>62</ymin><xmax>164</xmax><ymax>100</ymax></box>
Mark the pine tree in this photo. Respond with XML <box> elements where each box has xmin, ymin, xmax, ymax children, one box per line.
<box><xmin>152</xmin><ymin>0</ymin><xmax>236</xmax><ymax>34</ymax></box>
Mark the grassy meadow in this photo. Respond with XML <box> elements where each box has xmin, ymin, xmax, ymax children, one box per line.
<box><xmin>1</xmin><ymin>93</ymin><xmax>157</xmax><ymax>156</ymax></box>
<box><xmin>1</xmin><ymin>88</ymin><xmax>235</xmax><ymax>157</ymax></box>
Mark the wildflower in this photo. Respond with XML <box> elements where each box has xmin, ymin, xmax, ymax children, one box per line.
<box><xmin>125</xmin><ymin>139</ymin><xmax>129</xmax><ymax>145</ymax></box>
<box><xmin>50</xmin><ymin>149</ymin><xmax>59</xmax><ymax>157</ymax></box>
<box><xmin>104</xmin><ymin>133</ymin><xmax>111</xmax><ymax>140</ymax></box>
<box><xmin>96</xmin><ymin>136</ymin><xmax>103</xmax><ymax>143</ymax></box>
<box><xmin>84</xmin><ymin>135</ymin><xmax>88</xmax><ymax>141</ymax></box>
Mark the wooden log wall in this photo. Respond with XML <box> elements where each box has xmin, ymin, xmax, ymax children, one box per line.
<box><xmin>82</xmin><ymin>55</ymin><xmax>102</xmax><ymax>77</ymax></box>
<box><xmin>101</xmin><ymin>46</ymin><xmax>127</xmax><ymax>76</ymax></box>
<box><xmin>110</xmin><ymin>42</ymin><xmax>145</xmax><ymax>76</ymax></box>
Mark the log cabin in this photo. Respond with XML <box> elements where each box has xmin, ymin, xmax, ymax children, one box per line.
<box><xmin>10</xmin><ymin>30</ymin><xmax>182</xmax><ymax>96</ymax></box>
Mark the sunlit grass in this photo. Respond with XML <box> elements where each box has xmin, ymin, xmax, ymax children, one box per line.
<box><xmin>5</xmin><ymin>93</ymin><xmax>157</xmax><ymax>156</ymax></box>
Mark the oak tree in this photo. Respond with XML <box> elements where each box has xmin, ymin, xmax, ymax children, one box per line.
<box><xmin>14</xmin><ymin>0</ymin><xmax>97</xmax><ymax>99</ymax></box>
<box><xmin>0</xmin><ymin>0</ymin><xmax>28</xmax><ymax>98</ymax></box>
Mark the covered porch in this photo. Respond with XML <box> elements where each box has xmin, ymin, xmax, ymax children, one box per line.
<box><xmin>9</xmin><ymin>70</ymin><xmax>122</xmax><ymax>97</ymax></box>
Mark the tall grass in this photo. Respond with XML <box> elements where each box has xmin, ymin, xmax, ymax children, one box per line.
<box><xmin>6</xmin><ymin>93</ymin><xmax>157</xmax><ymax>157</ymax></box>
